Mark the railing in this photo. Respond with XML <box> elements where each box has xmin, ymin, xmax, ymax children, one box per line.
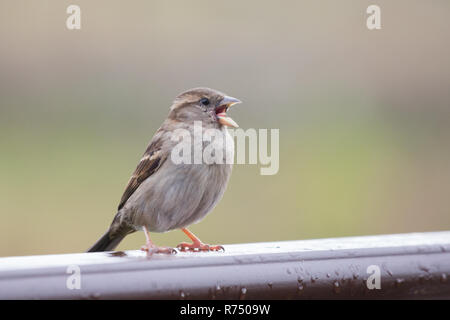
<box><xmin>0</xmin><ymin>231</ymin><xmax>449</xmax><ymax>299</ymax></box>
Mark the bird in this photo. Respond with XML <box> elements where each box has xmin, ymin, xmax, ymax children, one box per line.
<box><xmin>87</xmin><ymin>87</ymin><xmax>241</xmax><ymax>254</ymax></box>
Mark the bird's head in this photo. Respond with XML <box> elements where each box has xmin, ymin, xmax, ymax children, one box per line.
<box><xmin>169</xmin><ymin>87</ymin><xmax>241</xmax><ymax>128</ymax></box>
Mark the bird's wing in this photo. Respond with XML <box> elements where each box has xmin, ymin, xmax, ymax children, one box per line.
<box><xmin>118</xmin><ymin>138</ymin><xmax>167</xmax><ymax>210</ymax></box>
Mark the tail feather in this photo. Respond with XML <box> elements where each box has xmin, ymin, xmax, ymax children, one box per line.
<box><xmin>87</xmin><ymin>230</ymin><xmax>127</xmax><ymax>252</ymax></box>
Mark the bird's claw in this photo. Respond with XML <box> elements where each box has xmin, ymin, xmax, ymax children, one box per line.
<box><xmin>176</xmin><ymin>242</ymin><xmax>225</xmax><ymax>252</ymax></box>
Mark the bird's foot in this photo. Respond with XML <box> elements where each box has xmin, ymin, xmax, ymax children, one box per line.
<box><xmin>176</xmin><ymin>241</ymin><xmax>224</xmax><ymax>252</ymax></box>
<box><xmin>141</xmin><ymin>244</ymin><xmax>177</xmax><ymax>256</ymax></box>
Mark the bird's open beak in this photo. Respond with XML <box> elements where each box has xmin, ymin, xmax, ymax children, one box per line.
<box><xmin>216</xmin><ymin>96</ymin><xmax>242</xmax><ymax>128</ymax></box>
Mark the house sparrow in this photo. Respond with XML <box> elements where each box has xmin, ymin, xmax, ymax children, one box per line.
<box><xmin>87</xmin><ymin>87</ymin><xmax>241</xmax><ymax>254</ymax></box>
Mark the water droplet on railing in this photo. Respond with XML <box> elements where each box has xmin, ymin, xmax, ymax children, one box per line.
<box><xmin>418</xmin><ymin>274</ymin><xmax>425</xmax><ymax>283</ymax></box>
<box><xmin>90</xmin><ymin>292</ymin><xmax>101</xmax><ymax>299</ymax></box>
<box><xmin>395</xmin><ymin>278</ymin><xmax>405</xmax><ymax>287</ymax></box>
<box><xmin>333</xmin><ymin>281</ymin><xmax>341</xmax><ymax>294</ymax></box>
<box><xmin>418</xmin><ymin>263</ymin><xmax>430</xmax><ymax>273</ymax></box>
<box><xmin>239</xmin><ymin>287</ymin><xmax>247</xmax><ymax>300</ymax></box>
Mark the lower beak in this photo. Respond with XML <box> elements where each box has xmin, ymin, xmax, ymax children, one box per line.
<box><xmin>216</xmin><ymin>96</ymin><xmax>241</xmax><ymax>128</ymax></box>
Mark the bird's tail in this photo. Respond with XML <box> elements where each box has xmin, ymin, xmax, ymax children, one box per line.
<box><xmin>87</xmin><ymin>229</ymin><xmax>128</xmax><ymax>252</ymax></box>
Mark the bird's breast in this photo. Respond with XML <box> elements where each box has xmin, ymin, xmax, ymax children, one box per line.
<box><xmin>125</xmin><ymin>127</ymin><xmax>234</xmax><ymax>232</ymax></box>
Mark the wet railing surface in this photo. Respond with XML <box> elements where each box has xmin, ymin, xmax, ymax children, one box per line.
<box><xmin>0</xmin><ymin>231</ymin><xmax>450</xmax><ymax>299</ymax></box>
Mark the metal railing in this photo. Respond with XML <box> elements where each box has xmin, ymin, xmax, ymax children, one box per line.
<box><xmin>0</xmin><ymin>231</ymin><xmax>449</xmax><ymax>299</ymax></box>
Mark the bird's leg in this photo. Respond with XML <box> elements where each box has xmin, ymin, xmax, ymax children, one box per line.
<box><xmin>176</xmin><ymin>228</ymin><xmax>224</xmax><ymax>252</ymax></box>
<box><xmin>141</xmin><ymin>226</ymin><xmax>176</xmax><ymax>255</ymax></box>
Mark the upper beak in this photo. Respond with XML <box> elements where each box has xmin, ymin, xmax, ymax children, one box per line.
<box><xmin>216</xmin><ymin>96</ymin><xmax>242</xmax><ymax>128</ymax></box>
<box><xmin>220</xmin><ymin>96</ymin><xmax>242</xmax><ymax>108</ymax></box>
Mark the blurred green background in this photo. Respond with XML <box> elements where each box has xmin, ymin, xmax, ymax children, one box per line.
<box><xmin>1</xmin><ymin>1</ymin><xmax>449</xmax><ymax>257</ymax></box>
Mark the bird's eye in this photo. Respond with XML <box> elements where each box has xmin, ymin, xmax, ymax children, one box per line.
<box><xmin>199</xmin><ymin>98</ymin><xmax>210</xmax><ymax>106</ymax></box>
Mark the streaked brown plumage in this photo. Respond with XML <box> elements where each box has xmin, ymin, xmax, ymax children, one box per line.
<box><xmin>87</xmin><ymin>87</ymin><xmax>241</xmax><ymax>254</ymax></box>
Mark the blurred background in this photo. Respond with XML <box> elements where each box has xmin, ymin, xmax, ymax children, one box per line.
<box><xmin>0</xmin><ymin>1</ymin><xmax>449</xmax><ymax>257</ymax></box>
